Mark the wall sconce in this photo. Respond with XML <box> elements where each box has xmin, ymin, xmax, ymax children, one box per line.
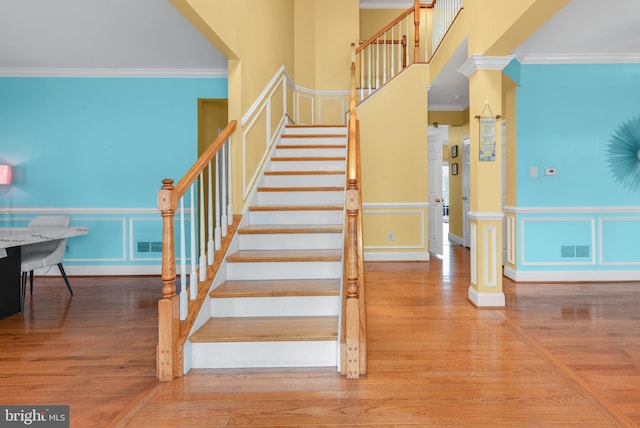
<box><xmin>0</xmin><ymin>165</ymin><xmax>13</xmax><ymax>185</ymax></box>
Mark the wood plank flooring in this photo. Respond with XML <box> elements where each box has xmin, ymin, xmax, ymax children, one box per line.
<box><xmin>1</xmin><ymin>245</ymin><xmax>639</xmax><ymax>427</ymax></box>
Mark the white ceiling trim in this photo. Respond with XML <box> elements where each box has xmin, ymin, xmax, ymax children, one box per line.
<box><xmin>0</xmin><ymin>67</ymin><xmax>228</xmax><ymax>78</ymax></box>
<box><xmin>458</xmin><ymin>55</ymin><xmax>516</xmax><ymax>78</ymax></box>
<box><xmin>429</xmin><ymin>104</ymin><xmax>466</xmax><ymax>112</ymax></box>
<box><xmin>359</xmin><ymin>1</ymin><xmax>413</xmax><ymax>9</ymax></box>
<box><xmin>518</xmin><ymin>53</ymin><xmax>640</xmax><ymax>65</ymax></box>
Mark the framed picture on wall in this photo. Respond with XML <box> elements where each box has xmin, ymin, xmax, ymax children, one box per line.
<box><xmin>451</xmin><ymin>163</ymin><xmax>458</xmax><ymax>175</ymax></box>
<box><xmin>451</xmin><ymin>145</ymin><xmax>458</xmax><ymax>158</ymax></box>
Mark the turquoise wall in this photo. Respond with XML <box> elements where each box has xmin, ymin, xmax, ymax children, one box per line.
<box><xmin>512</xmin><ymin>63</ymin><xmax>640</xmax><ymax>273</ymax></box>
<box><xmin>0</xmin><ymin>76</ymin><xmax>227</xmax><ymax>273</ymax></box>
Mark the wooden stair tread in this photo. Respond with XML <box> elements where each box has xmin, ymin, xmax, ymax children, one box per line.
<box><xmin>264</xmin><ymin>170</ymin><xmax>345</xmax><ymax>176</ymax></box>
<box><xmin>249</xmin><ymin>205</ymin><xmax>343</xmax><ymax>211</ymax></box>
<box><xmin>286</xmin><ymin>125</ymin><xmax>346</xmax><ymax>128</ymax></box>
<box><xmin>271</xmin><ymin>156</ymin><xmax>345</xmax><ymax>161</ymax></box>
<box><xmin>227</xmin><ymin>249</ymin><xmax>342</xmax><ymax>262</ymax></box>
<box><xmin>276</xmin><ymin>144</ymin><xmax>346</xmax><ymax>149</ymax></box>
<box><xmin>210</xmin><ymin>279</ymin><xmax>340</xmax><ymax>298</ymax></box>
<box><xmin>239</xmin><ymin>224</ymin><xmax>342</xmax><ymax>234</ymax></box>
<box><xmin>281</xmin><ymin>134</ymin><xmax>346</xmax><ymax>138</ymax></box>
<box><xmin>257</xmin><ymin>186</ymin><xmax>344</xmax><ymax>192</ymax></box>
<box><xmin>190</xmin><ymin>316</ymin><xmax>338</xmax><ymax>343</ymax></box>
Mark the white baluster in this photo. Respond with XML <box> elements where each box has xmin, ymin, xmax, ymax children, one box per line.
<box><xmin>376</xmin><ymin>37</ymin><xmax>380</xmax><ymax>90</ymax></box>
<box><xmin>391</xmin><ymin>25</ymin><xmax>395</xmax><ymax>78</ymax></box>
<box><xmin>214</xmin><ymin>151</ymin><xmax>222</xmax><ymax>250</ymax></box>
<box><xmin>406</xmin><ymin>15</ymin><xmax>410</xmax><ymax>67</ymax></box>
<box><xmin>383</xmin><ymin>32</ymin><xmax>387</xmax><ymax>84</ymax></box>
<box><xmin>226</xmin><ymin>141</ymin><xmax>233</xmax><ymax>227</ymax></box>
<box><xmin>179</xmin><ymin>197</ymin><xmax>187</xmax><ymax>320</ymax></box>
<box><xmin>207</xmin><ymin>162</ymin><xmax>214</xmax><ymax>265</ymax></box>
<box><xmin>189</xmin><ymin>184</ymin><xmax>197</xmax><ymax>300</ymax></box>
<box><xmin>360</xmin><ymin>50</ymin><xmax>364</xmax><ymax>100</ymax></box>
<box><xmin>399</xmin><ymin>21</ymin><xmax>402</xmax><ymax>74</ymax></box>
<box><xmin>367</xmin><ymin>45</ymin><xmax>372</xmax><ymax>95</ymax></box>
<box><xmin>198</xmin><ymin>172</ymin><xmax>206</xmax><ymax>281</ymax></box>
<box><xmin>221</xmin><ymin>142</ymin><xmax>228</xmax><ymax>237</ymax></box>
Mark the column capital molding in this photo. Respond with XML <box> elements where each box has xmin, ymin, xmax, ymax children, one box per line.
<box><xmin>468</xmin><ymin>211</ymin><xmax>505</xmax><ymax>221</ymax></box>
<box><xmin>458</xmin><ymin>54</ymin><xmax>516</xmax><ymax>78</ymax></box>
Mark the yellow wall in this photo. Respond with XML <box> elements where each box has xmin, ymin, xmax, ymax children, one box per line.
<box><xmin>357</xmin><ymin>64</ymin><xmax>429</xmax><ymax>257</ymax></box>
<box><xmin>465</xmin><ymin>0</ymin><xmax>570</xmax><ymax>56</ymax></box>
<box><xmin>294</xmin><ymin>0</ymin><xmax>358</xmax><ymax>124</ymax></box>
<box><xmin>359</xmin><ymin>9</ymin><xmax>405</xmax><ymax>40</ymax></box>
<box><xmin>172</xmin><ymin>0</ymin><xmax>295</xmax><ymax>114</ymax></box>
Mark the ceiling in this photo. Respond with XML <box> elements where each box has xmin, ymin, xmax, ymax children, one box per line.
<box><xmin>0</xmin><ymin>0</ymin><xmax>227</xmax><ymax>75</ymax></box>
<box><xmin>1</xmin><ymin>0</ymin><xmax>639</xmax><ymax>106</ymax></box>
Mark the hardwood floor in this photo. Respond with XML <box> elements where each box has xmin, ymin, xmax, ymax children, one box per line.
<box><xmin>1</xmin><ymin>245</ymin><xmax>639</xmax><ymax>427</ymax></box>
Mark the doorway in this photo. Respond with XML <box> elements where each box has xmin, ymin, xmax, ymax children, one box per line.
<box><xmin>198</xmin><ymin>99</ymin><xmax>228</xmax><ymax>157</ymax></box>
<box><xmin>442</xmin><ymin>163</ymin><xmax>450</xmax><ymax>247</ymax></box>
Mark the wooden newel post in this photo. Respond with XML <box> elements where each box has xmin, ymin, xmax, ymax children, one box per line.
<box><xmin>159</xmin><ymin>179</ymin><xmax>177</xmax><ymax>298</ymax></box>
<box><xmin>345</xmin><ymin>183</ymin><xmax>361</xmax><ymax>379</ymax></box>
<box><xmin>157</xmin><ymin>178</ymin><xmax>182</xmax><ymax>381</ymax></box>
<box><xmin>414</xmin><ymin>0</ymin><xmax>420</xmax><ymax>62</ymax></box>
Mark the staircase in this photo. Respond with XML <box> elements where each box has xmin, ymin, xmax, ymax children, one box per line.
<box><xmin>189</xmin><ymin>125</ymin><xmax>347</xmax><ymax>369</ymax></box>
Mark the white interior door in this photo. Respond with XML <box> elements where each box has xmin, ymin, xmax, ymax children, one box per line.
<box><xmin>462</xmin><ymin>136</ymin><xmax>471</xmax><ymax>248</ymax></box>
<box><xmin>428</xmin><ymin>129</ymin><xmax>443</xmax><ymax>257</ymax></box>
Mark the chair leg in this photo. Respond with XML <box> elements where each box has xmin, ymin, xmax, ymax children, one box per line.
<box><xmin>58</xmin><ymin>263</ymin><xmax>73</xmax><ymax>296</ymax></box>
<box><xmin>20</xmin><ymin>272</ymin><xmax>27</xmax><ymax>312</ymax></box>
<box><xmin>29</xmin><ymin>270</ymin><xmax>34</xmax><ymax>294</ymax></box>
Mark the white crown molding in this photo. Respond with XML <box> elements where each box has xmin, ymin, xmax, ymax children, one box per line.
<box><xmin>0</xmin><ymin>67</ymin><xmax>228</xmax><ymax>78</ymax></box>
<box><xmin>458</xmin><ymin>54</ymin><xmax>516</xmax><ymax>77</ymax></box>
<box><xmin>360</xmin><ymin>1</ymin><xmax>412</xmax><ymax>9</ymax></box>
<box><xmin>517</xmin><ymin>53</ymin><xmax>640</xmax><ymax>65</ymax></box>
<box><xmin>428</xmin><ymin>103</ymin><xmax>468</xmax><ymax>112</ymax></box>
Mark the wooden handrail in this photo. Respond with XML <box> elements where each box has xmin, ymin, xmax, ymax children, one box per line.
<box><xmin>175</xmin><ymin>121</ymin><xmax>237</xmax><ymax>198</ymax></box>
<box><xmin>157</xmin><ymin>119</ymin><xmax>238</xmax><ymax>382</ymax></box>
<box><xmin>356</xmin><ymin>2</ymin><xmax>426</xmax><ymax>54</ymax></box>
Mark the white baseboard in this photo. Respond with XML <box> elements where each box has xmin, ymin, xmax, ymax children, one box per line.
<box><xmin>468</xmin><ymin>286</ymin><xmax>505</xmax><ymax>307</ymax></box>
<box><xmin>36</xmin><ymin>265</ymin><xmax>161</xmax><ymax>276</ymax></box>
<box><xmin>448</xmin><ymin>233</ymin><xmax>463</xmax><ymax>246</ymax></box>
<box><xmin>364</xmin><ymin>251</ymin><xmax>430</xmax><ymax>261</ymax></box>
<box><xmin>504</xmin><ymin>266</ymin><xmax>640</xmax><ymax>282</ymax></box>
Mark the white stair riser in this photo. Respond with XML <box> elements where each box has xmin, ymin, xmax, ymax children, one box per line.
<box><xmin>263</xmin><ymin>174</ymin><xmax>345</xmax><ymax>187</ymax></box>
<box><xmin>283</xmin><ymin>127</ymin><xmax>346</xmax><ymax>136</ymax></box>
<box><xmin>210</xmin><ymin>296</ymin><xmax>340</xmax><ymax>317</ymax></box>
<box><xmin>227</xmin><ymin>261</ymin><xmax>342</xmax><ymax>280</ymax></box>
<box><xmin>275</xmin><ymin>148</ymin><xmax>346</xmax><ymax>157</ymax></box>
<box><xmin>191</xmin><ymin>341</ymin><xmax>337</xmax><ymax>368</ymax></box>
<box><xmin>269</xmin><ymin>160</ymin><xmax>345</xmax><ymax>171</ymax></box>
<box><xmin>256</xmin><ymin>191</ymin><xmax>344</xmax><ymax>205</ymax></box>
<box><xmin>249</xmin><ymin>210</ymin><xmax>343</xmax><ymax>225</ymax></box>
<box><xmin>239</xmin><ymin>232</ymin><xmax>342</xmax><ymax>250</ymax></box>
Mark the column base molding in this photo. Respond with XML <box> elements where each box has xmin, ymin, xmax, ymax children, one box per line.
<box><xmin>468</xmin><ymin>286</ymin><xmax>505</xmax><ymax>308</ymax></box>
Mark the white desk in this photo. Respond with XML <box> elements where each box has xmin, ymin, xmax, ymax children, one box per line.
<box><xmin>0</xmin><ymin>226</ymin><xmax>88</xmax><ymax>319</ymax></box>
